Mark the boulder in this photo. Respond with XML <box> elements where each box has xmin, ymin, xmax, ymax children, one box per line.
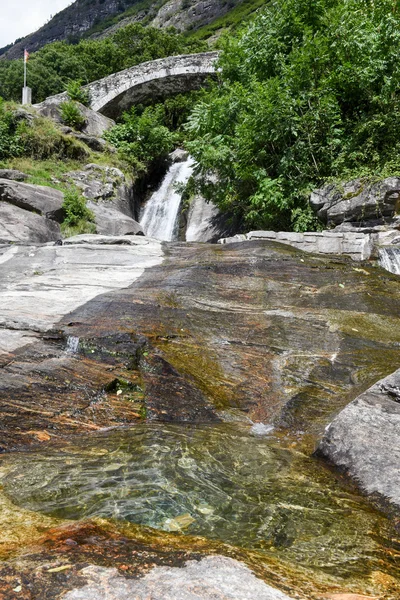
<box><xmin>63</xmin><ymin>556</ymin><xmax>294</xmax><ymax>600</ymax></box>
<box><xmin>170</xmin><ymin>148</ymin><xmax>189</xmax><ymax>163</ymax></box>
<box><xmin>34</xmin><ymin>97</ymin><xmax>115</xmax><ymax>138</ymax></box>
<box><xmin>0</xmin><ymin>169</ymin><xmax>28</xmax><ymax>182</ymax></box>
<box><xmin>64</xmin><ymin>164</ymin><xmax>126</xmax><ymax>202</ymax></box>
<box><xmin>310</xmin><ymin>177</ymin><xmax>400</xmax><ymax>226</ymax></box>
<box><xmin>87</xmin><ymin>201</ymin><xmax>144</xmax><ymax>236</ymax></box>
<box><xmin>64</xmin><ymin>164</ymin><xmax>138</xmax><ymax>227</ymax></box>
<box><xmin>71</xmin><ymin>133</ymin><xmax>108</xmax><ymax>152</ymax></box>
<box><xmin>0</xmin><ymin>179</ymin><xmax>64</xmax><ymax>222</ymax></box>
<box><xmin>0</xmin><ymin>202</ymin><xmax>61</xmax><ymax>244</ymax></box>
<box><xmin>186</xmin><ymin>195</ymin><xmax>234</xmax><ymax>243</ymax></box>
<box><xmin>317</xmin><ymin>369</ymin><xmax>400</xmax><ymax>511</ymax></box>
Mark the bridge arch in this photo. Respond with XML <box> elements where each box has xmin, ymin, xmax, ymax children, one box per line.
<box><xmin>85</xmin><ymin>52</ymin><xmax>219</xmax><ymax>119</ymax></box>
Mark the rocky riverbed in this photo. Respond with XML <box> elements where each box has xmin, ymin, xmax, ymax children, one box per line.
<box><xmin>0</xmin><ymin>237</ymin><xmax>399</xmax><ymax>599</ymax></box>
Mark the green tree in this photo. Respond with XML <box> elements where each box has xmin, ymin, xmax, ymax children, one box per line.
<box><xmin>186</xmin><ymin>0</ymin><xmax>400</xmax><ymax>231</ymax></box>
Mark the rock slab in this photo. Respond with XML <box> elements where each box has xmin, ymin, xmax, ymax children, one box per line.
<box><xmin>310</xmin><ymin>177</ymin><xmax>400</xmax><ymax>226</ymax></box>
<box><xmin>317</xmin><ymin>369</ymin><xmax>400</xmax><ymax>510</ymax></box>
<box><xmin>0</xmin><ymin>178</ymin><xmax>64</xmax><ymax>222</ymax></box>
<box><xmin>63</xmin><ymin>556</ymin><xmax>294</xmax><ymax>600</ymax></box>
<box><xmin>0</xmin><ymin>202</ymin><xmax>61</xmax><ymax>244</ymax></box>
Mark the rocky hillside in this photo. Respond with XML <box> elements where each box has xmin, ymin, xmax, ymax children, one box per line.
<box><xmin>1</xmin><ymin>0</ymin><xmax>246</xmax><ymax>59</ymax></box>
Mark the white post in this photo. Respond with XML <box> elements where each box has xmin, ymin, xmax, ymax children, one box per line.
<box><xmin>22</xmin><ymin>49</ymin><xmax>31</xmax><ymax>105</ymax></box>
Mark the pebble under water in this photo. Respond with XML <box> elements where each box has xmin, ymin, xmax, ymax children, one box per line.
<box><xmin>1</xmin><ymin>422</ymin><xmax>398</xmax><ymax>587</ymax></box>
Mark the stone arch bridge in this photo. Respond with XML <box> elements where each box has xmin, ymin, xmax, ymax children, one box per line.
<box><xmin>77</xmin><ymin>52</ymin><xmax>219</xmax><ymax>119</ymax></box>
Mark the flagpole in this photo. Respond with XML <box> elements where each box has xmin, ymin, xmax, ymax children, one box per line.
<box><xmin>22</xmin><ymin>49</ymin><xmax>31</xmax><ymax>105</ymax></box>
<box><xmin>24</xmin><ymin>50</ymin><xmax>27</xmax><ymax>88</ymax></box>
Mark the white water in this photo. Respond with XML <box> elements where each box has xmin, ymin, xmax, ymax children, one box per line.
<box><xmin>140</xmin><ymin>158</ymin><xmax>194</xmax><ymax>241</ymax></box>
<box><xmin>378</xmin><ymin>246</ymin><xmax>400</xmax><ymax>275</ymax></box>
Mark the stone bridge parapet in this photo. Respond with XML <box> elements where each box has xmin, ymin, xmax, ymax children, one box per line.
<box><xmin>88</xmin><ymin>52</ymin><xmax>219</xmax><ymax>118</ymax></box>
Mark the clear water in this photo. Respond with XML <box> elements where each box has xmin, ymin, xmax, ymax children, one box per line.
<box><xmin>140</xmin><ymin>159</ymin><xmax>194</xmax><ymax>241</ymax></box>
<box><xmin>1</xmin><ymin>423</ymin><xmax>396</xmax><ymax>581</ymax></box>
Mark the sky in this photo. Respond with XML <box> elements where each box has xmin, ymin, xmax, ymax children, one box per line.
<box><xmin>0</xmin><ymin>0</ymin><xmax>73</xmax><ymax>49</ymax></box>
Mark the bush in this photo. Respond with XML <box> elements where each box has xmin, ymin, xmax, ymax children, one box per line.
<box><xmin>60</xmin><ymin>101</ymin><xmax>86</xmax><ymax>130</ymax></box>
<box><xmin>186</xmin><ymin>0</ymin><xmax>400</xmax><ymax>231</ymax></box>
<box><xmin>105</xmin><ymin>105</ymin><xmax>176</xmax><ymax>172</ymax></box>
<box><xmin>0</xmin><ymin>98</ymin><xmax>23</xmax><ymax>159</ymax></box>
<box><xmin>66</xmin><ymin>80</ymin><xmax>90</xmax><ymax>106</ymax></box>
<box><xmin>62</xmin><ymin>189</ymin><xmax>95</xmax><ymax>227</ymax></box>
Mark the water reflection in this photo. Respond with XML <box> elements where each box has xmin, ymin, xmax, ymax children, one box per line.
<box><xmin>1</xmin><ymin>423</ymin><xmax>395</xmax><ymax>578</ymax></box>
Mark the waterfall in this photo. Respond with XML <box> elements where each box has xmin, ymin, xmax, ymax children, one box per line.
<box><xmin>378</xmin><ymin>246</ymin><xmax>400</xmax><ymax>275</ymax></box>
<box><xmin>140</xmin><ymin>158</ymin><xmax>194</xmax><ymax>241</ymax></box>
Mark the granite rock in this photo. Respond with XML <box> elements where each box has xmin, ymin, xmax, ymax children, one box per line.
<box><xmin>63</xmin><ymin>556</ymin><xmax>294</xmax><ymax>600</ymax></box>
<box><xmin>0</xmin><ymin>179</ymin><xmax>64</xmax><ymax>222</ymax></box>
<box><xmin>310</xmin><ymin>178</ymin><xmax>400</xmax><ymax>226</ymax></box>
<box><xmin>317</xmin><ymin>369</ymin><xmax>400</xmax><ymax>511</ymax></box>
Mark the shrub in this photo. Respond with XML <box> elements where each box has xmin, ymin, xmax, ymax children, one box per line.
<box><xmin>66</xmin><ymin>80</ymin><xmax>90</xmax><ymax>106</ymax></box>
<box><xmin>62</xmin><ymin>188</ymin><xmax>95</xmax><ymax>227</ymax></box>
<box><xmin>0</xmin><ymin>98</ymin><xmax>23</xmax><ymax>159</ymax></box>
<box><xmin>60</xmin><ymin>101</ymin><xmax>86</xmax><ymax>130</ymax></box>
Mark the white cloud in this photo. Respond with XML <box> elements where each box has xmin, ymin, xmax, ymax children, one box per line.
<box><xmin>0</xmin><ymin>0</ymin><xmax>73</xmax><ymax>50</ymax></box>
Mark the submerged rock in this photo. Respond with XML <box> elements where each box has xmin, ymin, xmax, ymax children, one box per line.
<box><xmin>63</xmin><ymin>557</ymin><xmax>294</xmax><ymax>600</ymax></box>
<box><xmin>317</xmin><ymin>369</ymin><xmax>400</xmax><ymax>512</ymax></box>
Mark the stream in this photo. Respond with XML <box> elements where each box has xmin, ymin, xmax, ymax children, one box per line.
<box><xmin>0</xmin><ymin>165</ymin><xmax>399</xmax><ymax>598</ymax></box>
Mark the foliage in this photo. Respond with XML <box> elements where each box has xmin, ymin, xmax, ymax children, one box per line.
<box><xmin>186</xmin><ymin>0</ymin><xmax>400</xmax><ymax>231</ymax></box>
<box><xmin>66</xmin><ymin>80</ymin><xmax>90</xmax><ymax>106</ymax></box>
<box><xmin>104</xmin><ymin>104</ymin><xmax>177</xmax><ymax>172</ymax></box>
<box><xmin>62</xmin><ymin>189</ymin><xmax>96</xmax><ymax>236</ymax></box>
<box><xmin>0</xmin><ymin>24</ymin><xmax>206</xmax><ymax>104</ymax></box>
<box><xmin>0</xmin><ymin>98</ymin><xmax>23</xmax><ymax>159</ymax></box>
<box><xmin>60</xmin><ymin>101</ymin><xmax>86</xmax><ymax>130</ymax></box>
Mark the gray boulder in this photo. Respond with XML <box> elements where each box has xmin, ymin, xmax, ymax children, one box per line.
<box><xmin>0</xmin><ymin>179</ymin><xmax>64</xmax><ymax>222</ymax></box>
<box><xmin>34</xmin><ymin>97</ymin><xmax>115</xmax><ymax>138</ymax></box>
<box><xmin>317</xmin><ymin>369</ymin><xmax>400</xmax><ymax>511</ymax></box>
<box><xmin>0</xmin><ymin>169</ymin><xmax>28</xmax><ymax>182</ymax></box>
<box><xmin>64</xmin><ymin>164</ymin><xmax>126</xmax><ymax>202</ymax></box>
<box><xmin>0</xmin><ymin>202</ymin><xmax>61</xmax><ymax>244</ymax></box>
<box><xmin>72</xmin><ymin>133</ymin><xmax>108</xmax><ymax>152</ymax></box>
<box><xmin>310</xmin><ymin>177</ymin><xmax>400</xmax><ymax>226</ymax></box>
<box><xmin>64</xmin><ymin>164</ymin><xmax>143</xmax><ymax>236</ymax></box>
<box><xmin>170</xmin><ymin>148</ymin><xmax>189</xmax><ymax>163</ymax></box>
<box><xmin>63</xmin><ymin>556</ymin><xmax>294</xmax><ymax>600</ymax></box>
<box><xmin>87</xmin><ymin>201</ymin><xmax>144</xmax><ymax>236</ymax></box>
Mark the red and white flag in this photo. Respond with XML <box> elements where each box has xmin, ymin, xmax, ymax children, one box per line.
<box><xmin>24</xmin><ymin>49</ymin><xmax>30</xmax><ymax>63</ymax></box>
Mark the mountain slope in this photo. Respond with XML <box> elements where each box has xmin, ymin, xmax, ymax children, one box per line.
<box><xmin>1</xmin><ymin>0</ymin><xmax>247</xmax><ymax>60</ymax></box>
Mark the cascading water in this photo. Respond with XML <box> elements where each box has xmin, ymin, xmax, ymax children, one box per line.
<box><xmin>140</xmin><ymin>158</ymin><xmax>194</xmax><ymax>241</ymax></box>
<box><xmin>378</xmin><ymin>246</ymin><xmax>400</xmax><ymax>275</ymax></box>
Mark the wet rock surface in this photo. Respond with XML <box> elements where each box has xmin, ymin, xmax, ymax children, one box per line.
<box><xmin>63</xmin><ymin>556</ymin><xmax>295</xmax><ymax>600</ymax></box>
<box><xmin>317</xmin><ymin>369</ymin><xmax>400</xmax><ymax>511</ymax></box>
<box><xmin>0</xmin><ymin>240</ymin><xmax>400</xmax><ymax>599</ymax></box>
